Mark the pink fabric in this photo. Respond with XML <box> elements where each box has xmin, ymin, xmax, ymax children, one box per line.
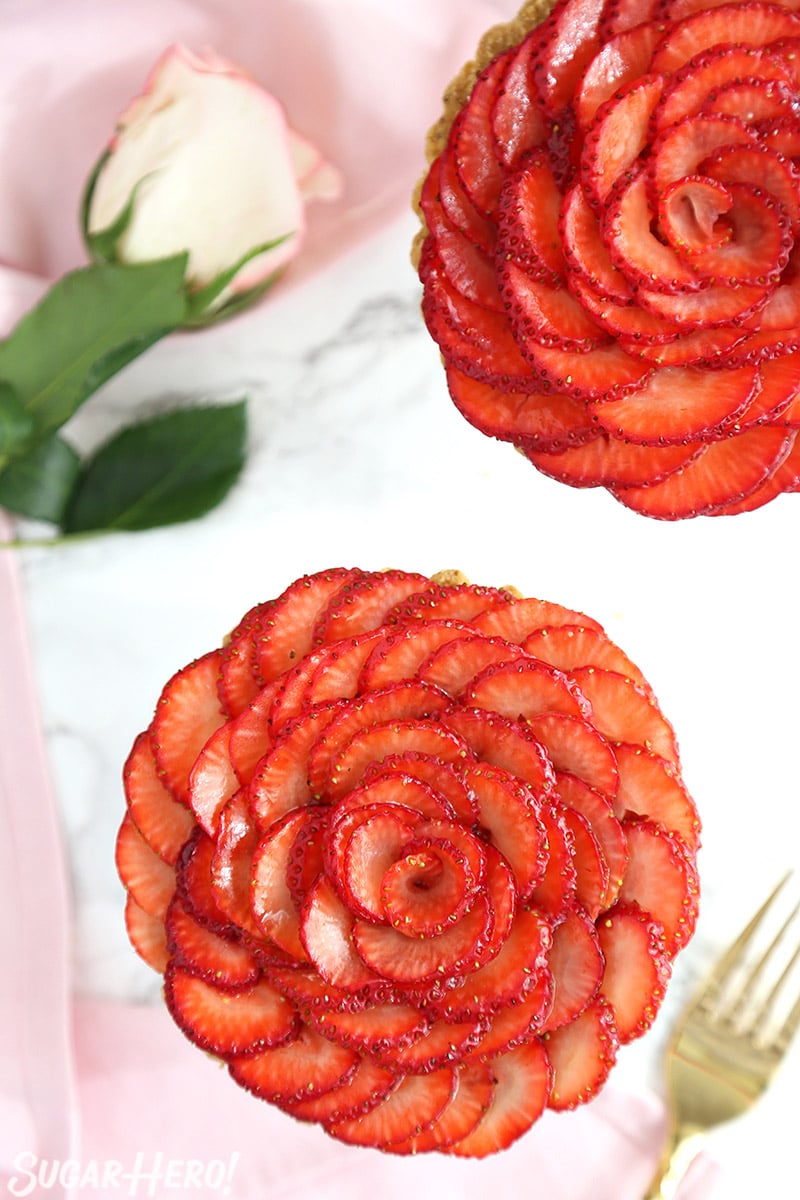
<box><xmin>0</xmin><ymin>1</ymin><xmax>725</xmax><ymax>1196</ymax></box>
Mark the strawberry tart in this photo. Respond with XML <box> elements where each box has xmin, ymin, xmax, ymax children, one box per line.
<box><xmin>414</xmin><ymin>0</ymin><xmax>800</xmax><ymax>518</ymax></box>
<box><xmin>117</xmin><ymin>567</ymin><xmax>700</xmax><ymax>1156</ymax></box>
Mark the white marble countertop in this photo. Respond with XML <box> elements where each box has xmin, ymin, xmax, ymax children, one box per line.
<box><xmin>12</xmin><ymin>204</ymin><xmax>800</xmax><ymax>1198</ymax></box>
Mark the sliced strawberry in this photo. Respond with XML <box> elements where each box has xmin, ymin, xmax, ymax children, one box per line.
<box><xmin>305</xmin><ymin>682</ymin><xmax>451</xmax><ymax>799</ymax></box>
<box><xmin>166</xmin><ymin>896</ymin><xmax>259</xmax><ymax>988</ymax></box>
<box><xmin>381</xmin><ymin>839</ymin><xmax>482</xmax><ymax>937</ymax></box>
<box><xmin>336</xmin><ymin>805</ymin><xmax>420</xmax><ymax>923</ymax></box>
<box><xmin>464</xmin><ymin>969</ymin><xmax>553</xmax><ymax>1062</ymax></box>
<box><xmin>702</xmin><ymin>77</ymin><xmax>795</xmax><ymax>124</ymax></box>
<box><xmin>441</xmin><ymin>707</ymin><xmax>555</xmax><ymax>794</ymax></box>
<box><xmin>711</xmin><ymin>432</ymin><xmax>800</xmax><ymax>514</ymax></box>
<box><xmin>613</xmin><ymin>743</ymin><xmax>701</xmax><ymax>850</ymax></box>
<box><xmin>655</xmin><ymin>45</ymin><xmax>796</xmax><ymax>133</ymax></box>
<box><xmin>358</xmin><ymin>620</ymin><xmax>476</xmax><ymax>691</ymax></box>
<box><xmin>495</xmin><ymin>152</ymin><xmax>565</xmax><ymax>285</ymax></box>
<box><xmin>556</xmin><ymin>771</ymin><xmax>628</xmax><ymax>908</ymax></box>
<box><xmin>603</xmin><ymin>167</ymin><xmax>705</xmax><ymax>292</ymax></box>
<box><xmin>612</xmin><ymin>426</ymin><xmax>794</xmax><ymax>519</ymax></box>
<box><xmin>532</xmin><ymin>0</ymin><xmax>604</xmax><ymax>113</ymax></box>
<box><xmin>529</xmin><ymin>804</ymin><xmax>577</xmax><ymax>917</ymax></box>
<box><xmin>251</xmin><ymin>809</ymin><xmax>320</xmax><ymax>958</ymax></box>
<box><xmin>434</xmin><ymin>907</ymin><xmax>551</xmax><ymax>1022</ymax></box>
<box><xmin>360</xmin><ymin>753</ymin><xmax>475</xmax><ymax>823</ymax></box>
<box><xmin>591</xmin><ymin>365</ymin><xmax>759</xmax><ymax>446</ymax></box>
<box><xmin>165</xmin><ymin>965</ymin><xmax>298</xmax><ymax>1057</ymax></box>
<box><xmin>523</xmin><ymin>624</ymin><xmax>649</xmax><ymax>691</ymax></box>
<box><xmin>559</xmin><ymin>806</ymin><xmax>610</xmax><ymax>920</ymax></box>
<box><xmin>116</xmin><ymin>812</ymin><xmax>177</xmax><ymax>919</ymax></box>
<box><xmin>377</xmin><ymin>1017</ymin><xmax>486</xmax><ymax>1076</ymax></box>
<box><xmin>459</xmin><ymin>763</ymin><xmax>548</xmax><ymax>898</ymax></box>
<box><xmin>304</xmin><ymin>999</ymin><xmax>429</xmax><ymax>1059</ymax></box>
<box><xmin>151</xmin><ymin>650</ymin><xmax>226</xmax><ymax>806</ymax></box>
<box><xmin>419</xmin><ymin>634</ymin><xmax>526</xmax><ymax>697</ymax></box>
<box><xmin>544</xmin><ymin>995</ymin><xmax>618</xmax><ymax>1109</ymax></box>
<box><xmin>541</xmin><ymin>905</ymin><xmax>604</xmax><ymax>1031</ymax></box>
<box><xmin>581</xmin><ymin>74</ymin><xmax>663</xmax><ymax>209</ymax></box>
<box><xmin>623</xmin><ymin>328</ymin><xmax>749</xmax><ymax>370</ymax></box>
<box><xmin>300</xmin><ymin>875</ymin><xmax>381</xmax><ymax>990</ymax></box>
<box><xmin>618</xmin><ymin>817</ymin><xmax>700</xmax><ymax>953</ymax></box>
<box><xmin>266</xmin><ymin>650</ymin><xmax>329</xmax><ymax>734</ymax></box>
<box><xmin>438</xmin><ymin>149</ymin><xmax>496</xmax><ymax>254</ymax></box>
<box><xmin>312</xmin><ymin>570</ymin><xmax>432</xmax><ymax>645</ymax></box>
<box><xmin>226</xmin><ymin>678</ymin><xmax>281</xmax><ymax>784</ymax></box>
<box><xmin>391</xmin><ymin>1064</ymin><xmax>495</xmax><ymax>1153</ymax></box>
<box><xmin>452</xmin><ymin>53</ymin><xmax>510</xmax><ymax>217</ymax></box>
<box><xmin>327</xmin><ymin>719</ymin><xmax>475</xmax><ymax>802</ymax></box>
<box><xmin>569</xmin><ymin>667</ymin><xmax>679</xmax><ymax>764</ymax></box>
<box><xmin>651</xmin><ymin>3</ymin><xmax>800</xmax><ymax>75</ymax></box>
<box><xmin>124</xmin><ymin>731</ymin><xmax>195</xmax><ymax>864</ymax></box>
<box><xmin>560</xmin><ymin>182</ymin><xmax>633</xmax><ymax>304</ymax></box>
<box><xmin>186</xmin><ymin>723</ymin><xmax>238</xmax><ymax>837</ymax></box>
<box><xmin>525</xmin><ymin>712</ymin><xmax>619</xmax><ymax>798</ymax></box>
<box><xmin>446</xmin><ymin>1040</ymin><xmax>551</xmax><ymax>1157</ymax></box>
<box><xmin>574</xmin><ymin>21</ymin><xmax>662</xmax><ymax>128</ymax></box>
<box><xmin>597</xmin><ymin>903</ymin><xmax>672</xmax><ymax>1041</ymax></box>
<box><xmin>444</xmin><ymin>367</ymin><xmax>596</xmax><ymax>453</ymax></box>
<box><xmin>265</xmin><ymin>963</ymin><xmax>391</xmax><ymax>1017</ymax></box>
<box><xmin>524</xmin><ymin>435</ymin><xmax>700</xmax><ymax>489</ymax></box>
<box><xmin>230</xmin><ymin>1025</ymin><xmax>358</xmax><ymax>1105</ymax></box>
<box><xmin>636</xmin><ymin>277</ymin><xmax>769</xmax><ymax>329</ymax></box>
<box><xmin>217</xmin><ymin>602</ymin><xmax>267</xmax><ymax>717</ymax></box>
<box><xmin>500</xmin><ymin>258</ymin><xmax>607</xmax><ymax>352</ymax></box>
<box><xmin>301</xmin><ymin>630</ymin><xmax>385</xmax><ymax>708</ymax></box>
<box><xmin>124</xmin><ymin>894</ymin><xmax>168</xmax><ymax>972</ymax></box>
<box><xmin>176</xmin><ymin>829</ymin><xmax>231</xmax><ymax>934</ymax></box>
<box><xmin>210</xmin><ymin>792</ymin><xmax>262</xmax><ymax>937</ymax></box>
<box><xmin>248</xmin><ymin>700</ymin><xmax>348</xmax><ymax>828</ymax></box>
<box><xmin>327</xmin><ymin>1067</ymin><xmax>457</xmax><ymax>1149</ymax></box>
<box><xmin>387</xmin><ymin>580</ymin><xmax>514</xmax><ymax>625</ymax></box>
<box><xmin>472</xmin><ymin>596</ymin><xmax>603</xmax><ymax>641</ymax></box>
<box><xmin>491</xmin><ymin>32</ymin><xmax>548</xmax><ymax>168</ymax></box>
<box><xmin>251</xmin><ymin>568</ymin><xmax>360</xmax><ymax>686</ymax></box>
<box><xmin>353</xmin><ymin>894</ymin><xmax>492</xmax><ymax>985</ymax></box>
<box><xmin>466</xmin><ymin>657</ymin><xmax>592</xmax><ymax>721</ymax></box>
<box><xmin>282</xmin><ymin>1056</ymin><xmax>398</xmax><ymax>1124</ymax></box>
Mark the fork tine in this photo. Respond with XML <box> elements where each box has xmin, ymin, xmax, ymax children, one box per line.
<box><xmin>696</xmin><ymin>872</ymin><xmax>792</xmax><ymax>1015</ymax></box>
<box><xmin>771</xmin><ymin>938</ymin><xmax>800</xmax><ymax>1052</ymax></box>
<box><xmin>729</xmin><ymin>895</ymin><xmax>800</xmax><ymax>1030</ymax></box>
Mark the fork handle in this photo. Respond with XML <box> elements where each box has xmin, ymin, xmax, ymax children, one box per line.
<box><xmin>643</xmin><ymin>1127</ymin><xmax>708</xmax><ymax>1200</ymax></box>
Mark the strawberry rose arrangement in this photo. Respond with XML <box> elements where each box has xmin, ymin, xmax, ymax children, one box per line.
<box><xmin>117</xmin><ymin>567</ymin><xmax>700</xmax><ymax>1157</ymax></box>
<box><xmin>416</xmin><ymin>0</ymin><xmax>800</xmax><ymax>518</ymax></box>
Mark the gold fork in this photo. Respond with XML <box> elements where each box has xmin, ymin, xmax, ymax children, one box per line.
<box><xmin>644</xmin><ymin>873</ymin><xmax>800</xmax><ymax>1200</ymax></box>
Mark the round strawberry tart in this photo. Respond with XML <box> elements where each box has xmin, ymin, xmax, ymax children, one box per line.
<box><xmin>415</xmin><ymin>0</ymin><xmax>800</xmax><ymax>518</ymax></box>
<box><xmin>117</xmin><ymin>567</ymin><xmax>700</xmax><ymax>1157</ymax></box>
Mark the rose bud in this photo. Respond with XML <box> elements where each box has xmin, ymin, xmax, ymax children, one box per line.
<box><xmin>82</xmin><ymin>44</ymin><xmax>342</xmax><ymax>324</ymax></box>
<box><xmin>117</xmin><ymin>566</ymin><xmax>700</xmax><ymax>1158</ymax></box>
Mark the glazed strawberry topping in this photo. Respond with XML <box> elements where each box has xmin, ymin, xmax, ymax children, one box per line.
<box><xmin>118</xmin><ymin>568</ymin><xmax>700</xmax><ymax>1156</ymax></box>
<box><xmin>417</xmin><ymin>0</ymin><xmax>800</xmax><ymax>518</ymax></box>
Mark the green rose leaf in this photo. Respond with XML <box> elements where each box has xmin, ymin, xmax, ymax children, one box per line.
<box><xmin>0</xmin><ymin>382</ymin><xmax>35</xmax><ymax>466</ymax></box>
<box><xmin>0</xmin><ymin>433</ymin><xmax>81</xmax><ymax>523</ymax></box>
<box><xmin>63</xmin><ymin>400</ymin><xmax>247</xmax><ymax>533</ymax></box>
<box><xmin>0</xmin><ymin>255</ymin><xmax>189</xmax><ymax>439</ymax></box>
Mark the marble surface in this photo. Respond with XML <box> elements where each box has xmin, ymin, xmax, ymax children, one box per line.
<box><xmin>13</xmin><ymin>204</ymin><xmax>800</xmax><ymax>1197</ymax></box>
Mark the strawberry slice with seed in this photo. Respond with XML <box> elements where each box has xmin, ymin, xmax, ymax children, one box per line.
<box><xmin>612</xmin><ymin>426</ymin><xmax>795</xmax><ymax>519</ymax></box>
<box><xmin>604</xmin><ymin>167</ymin><xmax>704</xmax><ymax>292</ymax></box>
<box><xmin>327</xmin><ymin>1067</ymin><xmax>457</xmax><ymax>1149</ymax></box>
<box><xmin>418</xmin><ymin>184</ymin><xmax>505</xmax><ymax>312</ymax></box>
<box><xmin>544</xmin><ymin>995</ymin><xmax>618</xmax><ymax>1109</ymax></box>
<box><xmin>217</xmin><ymin>603</ymin><xmax>268</xmax><ymax>716</ymax></box>
<box><xmin>541</xmin><ymin>904</ymin><xmax>604</xmax><ymax>1031</ymax></box>
<box><xmin>419</xmin><ymin>633</ymin><xmax>526</xmax><ymax>698</ymax></box>
<box><xmin>597</xmin><ymin>903</ymin><xmax>672</xmax><ymax>1041</ymax></box>
<box><xmin>559</xmin><ymin>805</ymin><xmax>609</xmax><ymax>920</ymax></box>
<box><xmin>300</xmin><ymin>875</ymin><xmax>381</xmax><ymax>990</ymax></box>
<box><xmin>525</xmin><ymin>435</ymin><xmax>700</xmax><ymax>489</ymax></box>
<box><xmin>560</xmin><ymin>183</ymin><xmax>632</xmax><ymax>305</ymax></box>
<box><xmin>444</xmin><ymin>367</ymin><xmax>596</xmax><ymax>452</ymax></box>
<box><xmin>711</xmin><ymin>432</ymin><xmax>800</xmax><ymax>514</ymax></box>
<box><xmin>186</xmin><ymin>723</ymin><xmax>238</xmax><ymax>837</ymax></box>
<box><xmin>301</xmin><ymin>630</ymin><xmax>385</xmax><ymax>709</ymax></box>
<box><xmin>361</xmin><ymin>754</ymin><xmax>476</xmax><ymax>824</ymax></box>
<box><xmin>569</xmin><ymin>667</ymin><xmax>679</xmax><ymax>763</ymax></box>
<box><xmin>501</xmin><ymin>259</ymin><xmax>608</xmax><ymax>352</ymax></box>
<box><xmin>166</xmin><ymin>896</ymin><xmax>259</xmax><ymax>988</ymax></box>
<box><xmin>441</xmin><ymin>707</ymin><xmax>555</xmax><ymax>795</ymax></box>
<box><xmin>230</xmin><ymin>1025</ymin><xmax>358</xmax><ymax>1105</ymax></box>
<box><xmin>381</xmin><ymin>837</ymin><xmax>482</xmax><ymax>937</ymax></box>
<box><xmin>514</xmin><ymin>337</ymin><xmax>653</xmax><ymax>399</ymax></box>
<box><xmin>353</xmin><ymin>893</ymin><xmax>492</xmax><ymax>984</ymax></box>
<box><xmin>165</xmin><ymin>965</ymin><xmax>298</xmax><ymax>1057</ymax></box>
<box><xmin>591</xmin><ymin>364</ymin><xmax>759</xmax><ymax>446</ymax></box>
<box><xmin>532</xmin><ymin>0</ymin><xmax>604</xmax><ymax>113</ymax></box>
<box><xmin>525</xmin><ymin>712</ymin><xmax>619</xmax><ymax>798</ymax></box>
<box><xmin>446</xmin><ymin>1040</ymin><xmax>551</xmax><ymax>1157</ymax></box>
<box><xmin>438</xmin><ymin>149</ymin><xmax>496</xmax><ymax>254</ymax></box>
<box><xmin>358</xmin><ymin>620</ymin><xmax>476</xmax><ymax>691</ymax></box>
<box><xmin>304</xmin><ymin>1000</ymin><xmax>430</xmax><ymax>1058</ymax></box>
<box><xmin>251</xmin><ymin>568</ymin><xmax>360</xmax><ymax>686</ymax></box>
<box><xmin>491</xmin><ymin>33</ymin><xmax>548</xmax><ymax>168</ymax></box>
<box><xmin>177</xmin><ymin>829</ymin><xmax>234</xmax><ymax>935</ymax></box>
<box><xmin>387</xmin><ymin>581</ymin><xmax>514</xmax><ymax>625</ymax></box>
<box><xmin>116</xmin><ymin>813</ymin><xmax>177</xmax><ymax>919</ymax></box>
<box><xmin>472</xmin><ymin>596</ymin><xmax>602</xmax><ymax>641</ymax></box>
<box><xmin>282</xmin><ymin>1056</ymin><xmax>398</xmax><ymax>1124</ymax></box>
<box><xmin>312</xmin><ymin>570</ymin><xmax>432</xmax><ymax>645</ymax></box>
<box><xmin>523</xmin><ymin>624</ymin><xmax>650</xmax><ymax>690</ymax></box>
<box><xmin>556</xmin><ymin>771</ymin><xmax>628</xmax><ymax>908</ymax></box>
<box><xmin>392</xmin><ymin>1064</ymin><xmax>495</xmax><ymax>1153</ymax></box>
<box><xmin>151</xmin><ymin>650</ymin><xmax>226</xmax><ymax>806</ymax></box>
<box><xmin>459</xmin><ymin>763</ymin><xmax>548</xmax><ymax>899</ymax></box>
<box><xmin>463</xmin><ymin>968</ymin><xmax>553</xmax><ymax>1062</ymax></box>
<box><xmin>574</xmin><ymin>21</ymin><xmax>662</xmax><ymax>128</ymax></box>
<box><xmin>529</xmin><ymin>804</ymin><xmax>577</xmax><ymax>917</ymax></box>
<box><xmin>210</xmin><ymin>792</ymin><xmax>262</xmax><ymax>937</ymax></box>
<box><xmin>495</xmin><ymin>153</ymin><xmax>564</xmax><ymax>286</ymax></box>
<box><xmin>452</xmin><ymin>54</ymin><xmax>510</xmax><ymax>218</ymax></box>
<box><xmin>377</xmin><ymin>1018</ymin><xmax>486</xmax><ymax>1076</ymax></box>
<box><xmin>124</xmin><ymin>895</ymin><xmax>168</xmax><ymax>973</ymax></box>
<box><xmin>226</xmin><ymin>678</ymin><xmax>281</xmax><ymax>784</ymax></box>
<box><xmin>337</xmin><ymin>806</ymin><xmax>420</xmax><ymax>922</ymax></box>
<box><xmin>327</xmin><ymin>719</ymin><xmax>475</xmax><ymax>802</ymax></box>
<box><xmin>249</xmin><ymin>700</ymin><xmax>348</xmax><ymax>828</ymax></box>
<box><xmin>124</xmin><ymin>731</ymin><xmax>195</xmax><ymax>864</ymax></box>
<box><xmin>651</xmin><ymin>2</ymin><xmax>800</xmax><ymax>75</ymax></box>
<box><xmin>618</xmin><ymin>817</ymin><xmax>700</xmax><ymax>953</ymax></box>
<box><xmin>466</xmin><ymin>658</ymin><xmax>592</xmax><ymax>721</ymax></box>
<box><xmin>306</xmin><ymin>681</ymin><xmax>451</xmax><ymax>799</ymax></box>
<box><xmin>251</xmin><ymin>809</ymin><xmax>320</xmax><ymax>958</ymax></box>
<box><xmin>581</xmin><ymin>74</ymin><xmax>663</xmax><ymax>209</ymax></box>
<box><xmin>614</xmin><ymin>744</ymin><xmax>701</xmax><ymax>850</ymax></box>
<box><xmin>654</xmin><ymin>45</ymin><xmax>795</xmax><ymax>133</ymax></box>
<box><xmin>636</xmin><ymin>278</ymin><xmax>769</xmax><ymax>330</ymax></box>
